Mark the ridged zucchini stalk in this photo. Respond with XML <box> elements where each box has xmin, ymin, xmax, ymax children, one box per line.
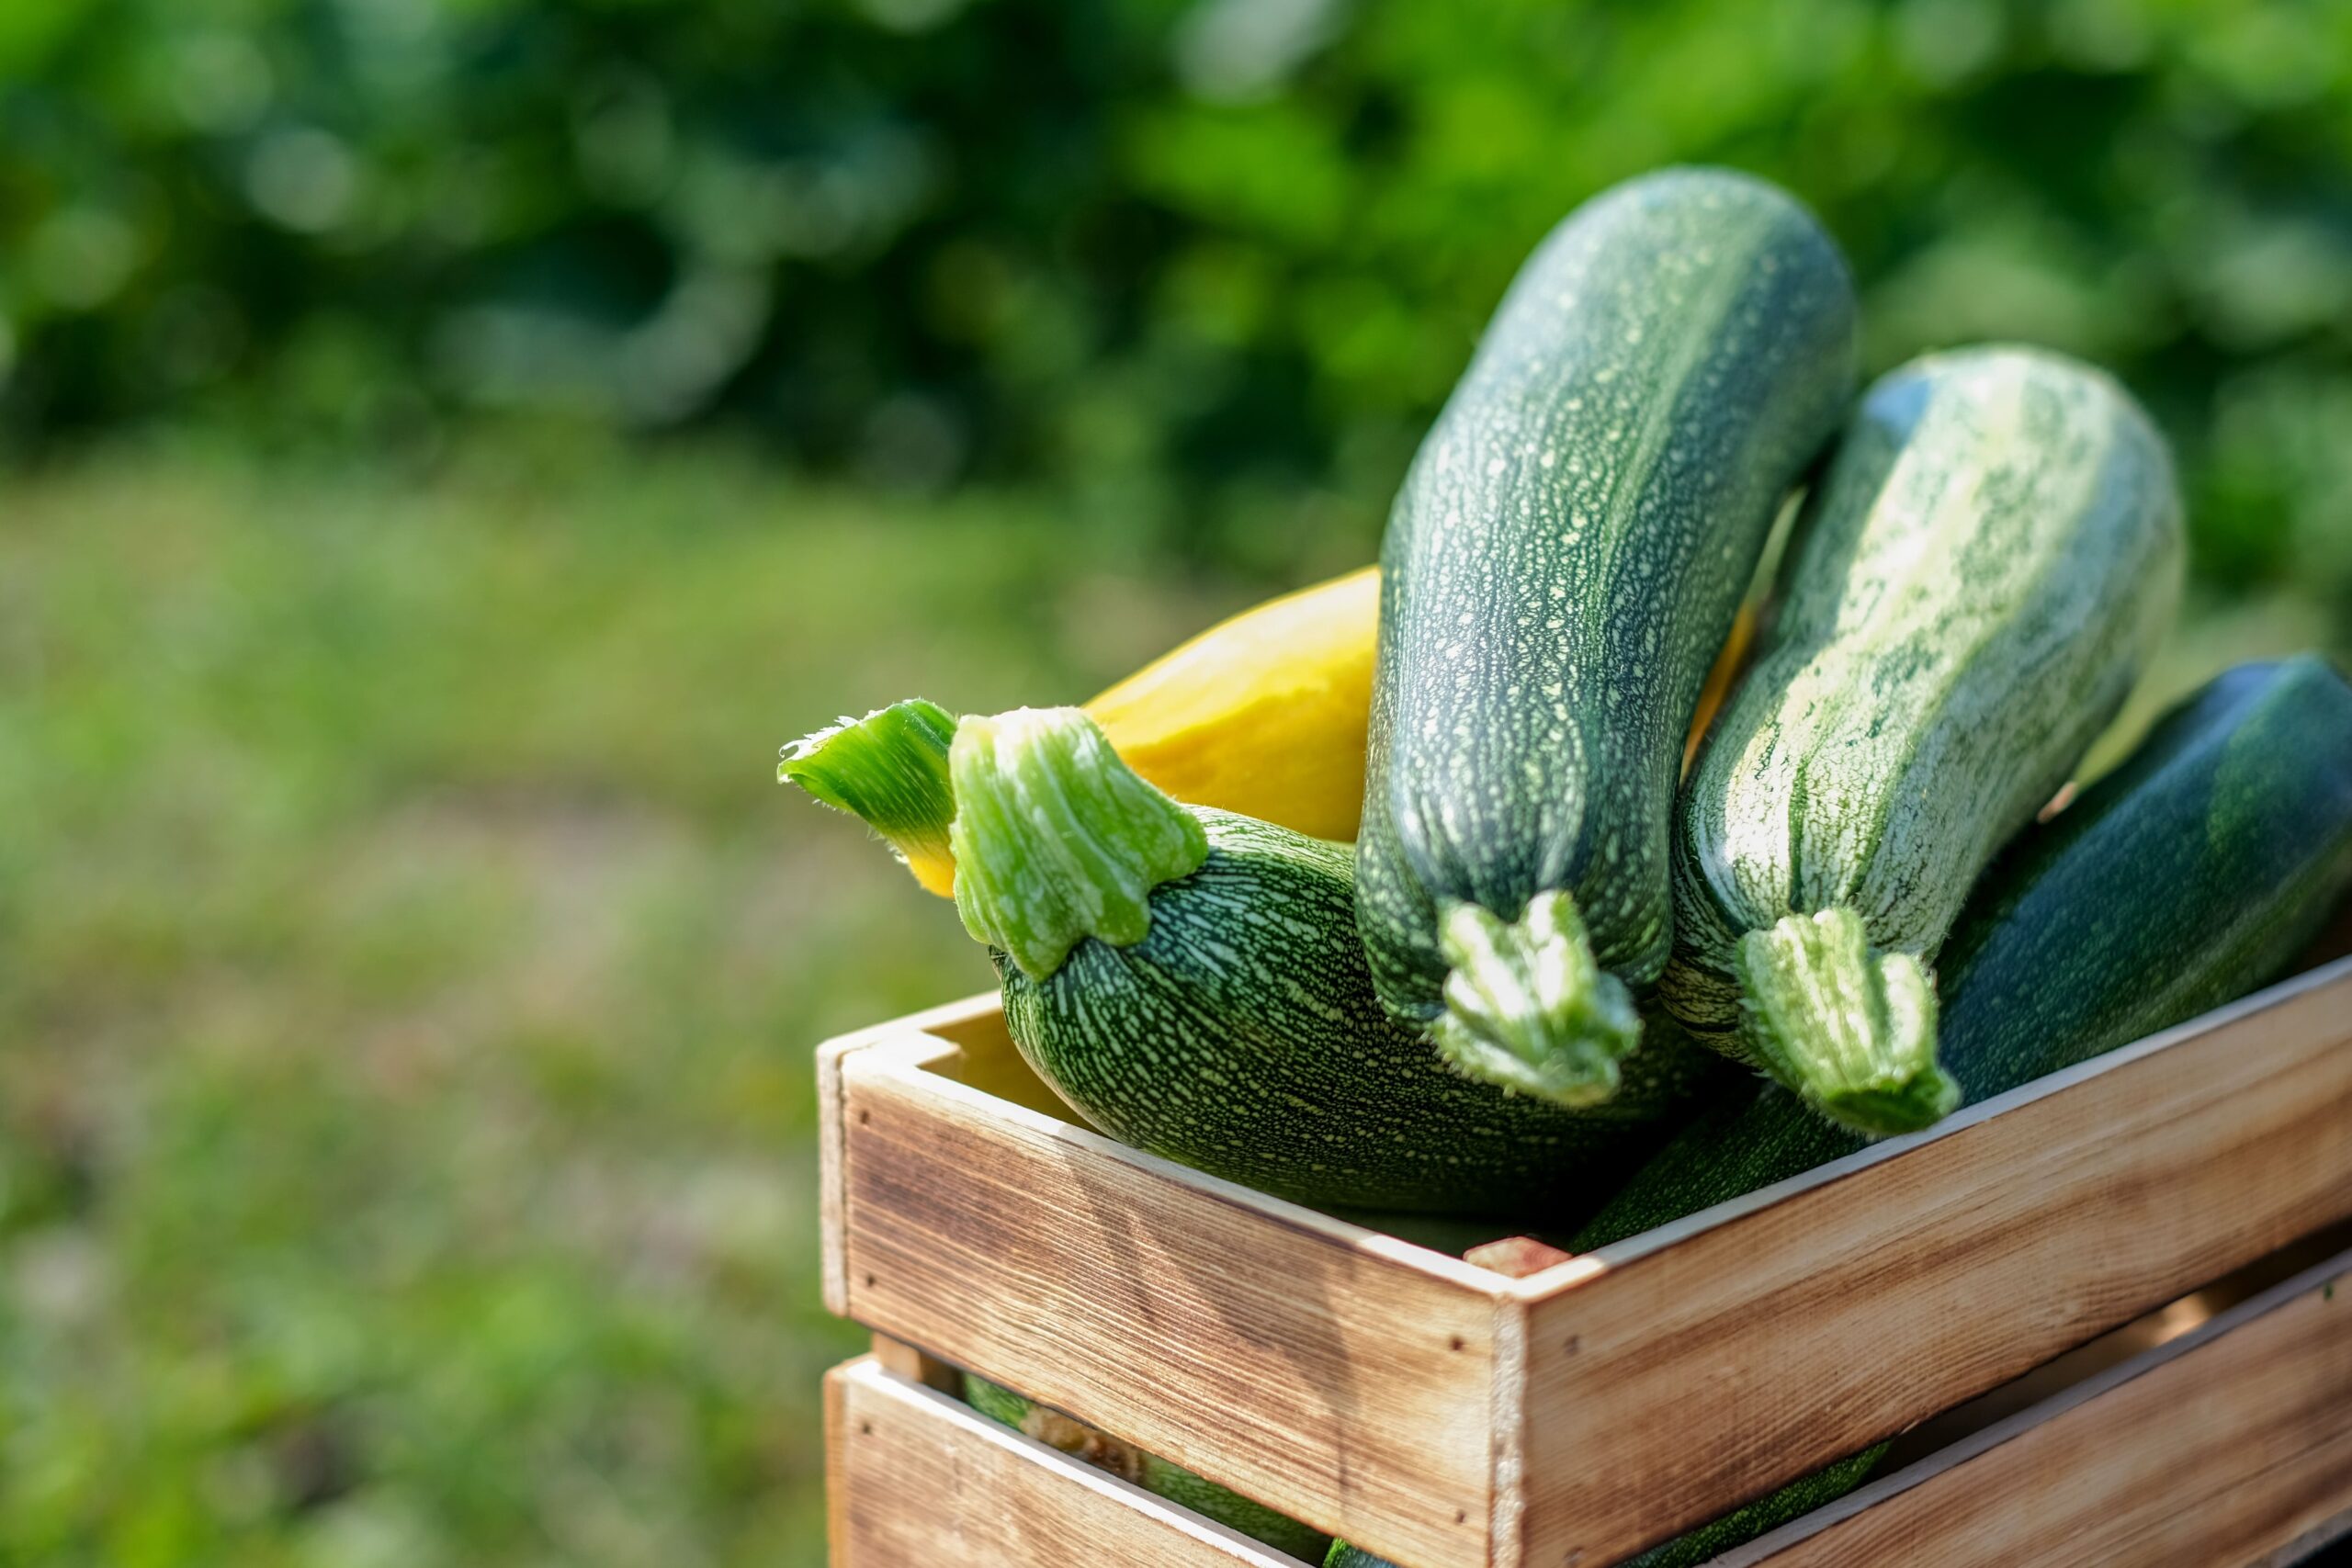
<box><xmin>963</xmin><ymin>1373</ymin><xmax>1333</xmax><ymax>1562</ymax></box>
<box><xmin>1356</xmin><ymin>166</ymin><xmax>1859</xmax><ymax>1107</ymax></box>
<box><xmin>1661</xmin><ymin>345</ymin><xmax>2185</xmax><ymax>1135</ymax></box>
<box><xmin>1580</xmin><ymin>655</ymin><xmax>2352</xmax><ymax>1250</ymax></box>
<box><xmin>779</xmin><ymin>698</ymin><xmax>960</xmax><ymax>895</ymax></box>
<box><xmin>782</xmin><ymin>702</ymin><xmax>1723</xmax><ymax>1214</ymax></box>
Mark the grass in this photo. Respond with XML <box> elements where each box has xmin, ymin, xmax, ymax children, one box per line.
<box><xmin>0</xmin><ymin>435</ymin><xmax>1291</xmax><ymax>1567</ymax></box>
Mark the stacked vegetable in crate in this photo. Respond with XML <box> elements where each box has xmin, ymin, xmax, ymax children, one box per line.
<box><xmin>786</xmin><ymin>168</ymin><xmax>2352</xmax><ymax>1567</ymax></box>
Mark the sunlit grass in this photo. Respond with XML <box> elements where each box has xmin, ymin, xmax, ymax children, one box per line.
<box><xmin>0</xmin><ymin>436</ymin><xmax>1275</xmax><ymax>1567</ymax></box>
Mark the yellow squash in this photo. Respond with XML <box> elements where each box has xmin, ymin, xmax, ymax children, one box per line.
<box><xmin>1088</xmin><ymin>565</ymin><xmax>1380</xmax><ymax>843</ymax></box>
<box><xmin>833</xmin><ymin>564</ymin><xmax>1756</xmax><ymax>897</ymax></box>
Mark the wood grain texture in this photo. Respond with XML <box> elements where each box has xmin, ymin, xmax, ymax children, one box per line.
<box><xmin>827</xmin><ymin>1356</ymin><xmax>1315</xmax><ymax>1568</ymax></box>
<box><xmin>819</xmin><ymin>992</ymin><xmax>1007</xmax><ymax>1314</ymax></box>
<box><xmin>835</xmin><ymin>1029</ymin><xmax>1509</xmax><ymax>1568</ymax></box>
<box><xmin>869</xmin><ymin>1333</ymin><xmax>960</xmax><ymax>1395</ymax></box>
<box><xmin>820</xmin><ymin>961</ymin><xmax>2352</xmax><ymax>1568</ymax></box>
<box><xmin>1516</xmin><ymin>958</ymin><xmax>2352</xmax><ymax>1565</ymax></box>
<box><xmin>1721</xmin><ymin>1248</ymin><xmax>2352</xmax><ymax>1567</ymax></box>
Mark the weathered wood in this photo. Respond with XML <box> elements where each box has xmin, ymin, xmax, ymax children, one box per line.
<box><xmin>835</xmin><ymin>1028</ymin><xmax>1507</xmax><ymax>1568</ymax></box>
<box><xmin>819</xmin><ymin>991</ymin><xmax>1005</xmax><ymax>1314</ymax></box>
<box><xmin>827</xmin><ymin>1356</ymin><xmax>1313</xmax><ymax>1568</ymax></box>
<box><xmin>825</xmin><ymin>1244</ymin><xmax>2352</xmax><ymax>1568</ymax></box>
<box><xmin>1516</xmin><ymin>956</ymin><xmax>2352</xmax><ymax>1563</ymax></box>
<box><xmin>820</xmin><ymin>958</ymin><xmax>2352</xmax><ymax>1568</ymax></box>
<box><xmin>1722</xmin><ymin>1248</ymin><xmax>2352</xmax><ymax>1567</ymax></box>
<box><xmin>868</xmin><ymin>1332</ymin><xmax>960</xmax><ymax>1395</ymax></box>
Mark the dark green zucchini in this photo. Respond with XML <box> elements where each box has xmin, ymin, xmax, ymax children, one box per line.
<box><xmin>783</xmin><ymin>702</ymin><xmax>1724</xmax><ymax>1214</ymax></box>
<box><xmin>1356</xmin><ymin>166</ymin><xmax>1859</xmax><ymax>1108</ymax></box>
<box><xmin>1663</xmin><ymin>346</ymin><xmax>2184</xmax><ymax>1136</ymax></box>
<box><xmin>962</xmin><ymin>1373</ymin><xmax>1333</xmax><ymax>1562</ymax></box>
<box><xmin>1579</xmin><ymin>655</ymin><xmax>2352</xmax><ymax>1250</ymax></box>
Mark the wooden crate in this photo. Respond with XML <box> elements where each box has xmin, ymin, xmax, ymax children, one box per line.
<box><xmin>1725</xmin><ymin>1239</ymin><xmax>2352</xmax><ymax>1566</ymax></box>
<box><xmin>827</xmin><ymin>1353</ymin><xmax>1315</xmax><ymax>1567</ymax></box>
<box><xmin>818</xmin><ymin>958</ymin><xmax>2352</xmax><ymax>1568</ymax></box>
<box><xmin>824</xmin><ymin>1244</ymin><xmax>2352</xmax><ymax>1567</ymax></box>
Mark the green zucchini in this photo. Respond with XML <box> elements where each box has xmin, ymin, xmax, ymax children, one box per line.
<box><xmin>1661</xmin><ymin>345</ymin><xmax>2184</xmax><ymax>1135</ymax></box>
<box><xmin>1580</xmin><ymin>654</ymin><xmax>2352</xmax><ymax>1250</ymax></box>
<box><xmin>783</xmin><ymin>702</ymin><xmax>1724</xmax><ymax>1214</ymax></box>
<box><xmin>1356</xmin><ymin>166</ymin><xmax>1859</xmax><ymax>1107</ymax></box>
<box><xmin>962</xmin><ymin>1373</ymin><xmax>1334</xmax><ymax>1562</ymax></box>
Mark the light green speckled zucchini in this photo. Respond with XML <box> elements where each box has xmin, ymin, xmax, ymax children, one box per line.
<box><xmin>1660</xmin><ymin>345</ymin><xmax>2183</xmax><ymax>1134</ymax></box>
<box><xmin>1584</xmin><ymin>655</ymin><xmax>2352</xmax><ymax>1249</ymax></box>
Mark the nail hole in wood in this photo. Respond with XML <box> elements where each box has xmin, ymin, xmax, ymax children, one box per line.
<box><xmin>860</xmin><ymin>1422</ymin><xmax>874</xmax><ymax>1436</ymax></box>
<box><xmin>1453</xmin><ymin>1509</ymin><xmax>1467</xmax><ymax>1526</ymax></box>
<box><xmin>1562</xmin><ymin>1335</ymin><xmax>1580</xmax><ymax>1355</ymax></box>
<box><xmin>864</xmin><ymin>1273</ymin><xmax>876</xmax><ymax>1288</ymax></box>
<box><xmin>858</xmin><ymin>1110</ymin><xmax>870</xmax><ymax>1125</ymax></box>
<box><xmin>1449</xmin><ymin>1336</ymin><xmax>1466</xmax><ymax>1352</ymax></box>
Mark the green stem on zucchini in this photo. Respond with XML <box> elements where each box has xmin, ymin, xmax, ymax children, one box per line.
<box><xmin>1432</xmin><ymin>892</ymin><xmax>1642</xmax><ymax>1107</ymax></box>
<box><xmin>779</xmin><ymin>698</ymin><xmax>961</xmax><ymax>895</ymax></box>
<box><xmin>948</xmin><ymin>706</ymin><xmax>1209</xmax><ymax>982</ymax></box>
<box><xmin>1734</xmin><ymin>907</ymin><xmax>1958</xmax><ymax>1136</ymax></box>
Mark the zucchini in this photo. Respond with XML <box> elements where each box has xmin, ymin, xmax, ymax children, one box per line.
<box><xmin>1356</xmin><ymin>167</ymin><xmax>1858</xmax><ymax>1107</ymax></box>
<box><xmin>783</xmin><ymin>555</ymin><xmax>1758</xmax><ymax>900</ymax></box>
<box><xmin>1580</xmin><ymin>655</ymin><xmax>2352</xmax><ymax>1249</ymax></box>
<box><xmin>783</xmin><ymin>702</ymin><xmax>1724</xmax><ymax>1213</ymax></box>
<box><xmin>962</xmin><ymin>1373</ymin><xmax>1333</xmax><ymax>1562</ymax></box>
<box><xmin>1662</xmin><ymin>345</ymin><xmax>2184</xmax><ymax>1135</ymax></box>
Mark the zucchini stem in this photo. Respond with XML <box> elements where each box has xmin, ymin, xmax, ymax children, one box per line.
<box><xmin>948</xmin><ymin>706</ymin><xmax>1209</xmax><ymax>982</ymax></box>
<box><xmin>1735</xmin><ymin>907</ymin><xmax>1959</xmax><ymax>1136</ymax></box>
<box><xmin>779</xmin><ymin>699</ymin><xmax>960</xmax><ymax>895</ymax></box>
<box><xmin>1432</xmin><ymin>892</ymin><xmax>1642</xmax><ymax>1107</ymax></box>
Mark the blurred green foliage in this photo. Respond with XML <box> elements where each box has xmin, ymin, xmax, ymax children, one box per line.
<box><xmin>4</xmin><ymin>0</ymin><xmax>2352</xmax><ymax>603</ymax></box>
<box><xmin>0</xmin><ymin>437</ymin><xmax>1256</xmax><ymax>1564</ymax></box>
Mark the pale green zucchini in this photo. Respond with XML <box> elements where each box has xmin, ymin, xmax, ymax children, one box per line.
<box><xmin>1661</xmin><ymin>345</ymin><xmax>2184</xmax><ymax>1134</ymax></box>
<box><xmin>783</xmin><ymin>702</ymin><xmax>1722</xmax><ymax>1214</ymax></box>
<box><xmin>1356</xmin><ymin>166</ymin><xmax>1859</xmax><ymax>1108</ymax></box>
<box><xmin>1582</xmin><ymin>654</ymin><xmax>2352</xmax><ymax>1249</ymax></box>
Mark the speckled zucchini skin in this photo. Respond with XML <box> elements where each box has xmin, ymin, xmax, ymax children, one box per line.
<box><xmin>1579</xmin><ymin>656</ymin><xmax>2352</xmax><ymax>1250</ymax></box>
<box><xmin>1660</xmin><ymin>345</ymin><xmax>2185</xmax><ymax>1037</ymax></box>
<box><xmin>1357</xmin><ymin>167</ymin><xmax>1858</xmax><ymax>1030</ymax></box>
<box><xmin>996</xmin><ymin>808</ymin><xmax>1724</xmax><ymax>1215</ymax></box>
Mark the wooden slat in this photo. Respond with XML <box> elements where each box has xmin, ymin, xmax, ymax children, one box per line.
<box><xmin>827</xmin><ymin>1357</ymin><xmax>1313</xmax><ymax>1568</ymax></box>
<box><xmin>821</xmin><ymin>960</ymin><xmax>2352</xmax><ymax>1568</ymax></box>
<box><xmin>834</xmin><ymin>1029</ymin><xmax>1507</xmax><ymax>1568</ymax></box>
<box><xmin>819</xmin><ymin>992</ymin><xmax>1006</xmax><ymax>1314</ymax></box>
<box><xmin>1722</xmin><ymin>1248</ymin><xmax>2352</xmax><ymax>1567</ymax></box>
<box><xmin>1515</xmin><ymin>958</ymin><xmax>2352</xmax><ymax>1565</ymax></box>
